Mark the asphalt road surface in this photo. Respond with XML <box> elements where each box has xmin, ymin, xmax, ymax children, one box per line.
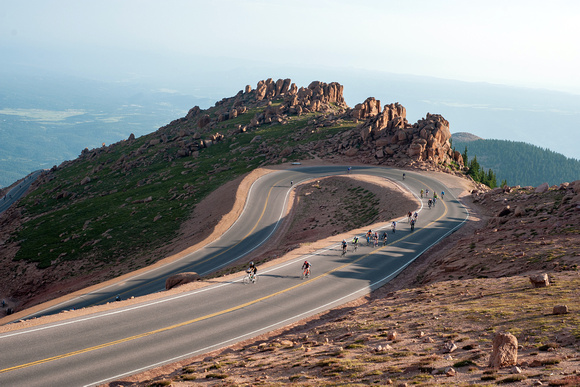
<box><xmin>0</xmin><ymin>170</ymin><xmax>43</xmax><ymax>214</ymax></box>
<box><xmin>0</xmin><ymin>166</ymin><xmax>469</xmax><ymax>386</ymax></box>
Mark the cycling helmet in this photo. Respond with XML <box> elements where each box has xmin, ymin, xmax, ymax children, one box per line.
<box><xmin>250</xmin><ymin>261</ymin><xmax>254</xmax><ymax>266</ymax></box>
<box><xmin>304</xmin><ymin>260</ymin><xmax>308</xmax><ymax>264</ymax></box>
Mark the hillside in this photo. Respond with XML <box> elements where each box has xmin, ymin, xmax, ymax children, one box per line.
<box><xmin>452</xmin><ymin>136</ymin><xmax>580</xmax><ymax>187</ymax></box>
<box><xmin>451</xmin><ymin>131</ymin><xmax>483</xmax><ymax>143</ymax></box>
<box><xmin>106</xmin><ymin>175</ymin><xmax>579</xmax><ymax>386</ymax></box>
<box><xmin>1</xmin><ymin>79</ymin><xmax>579</xmax><ymax>385</ymax></box>
<box><xmin>3</xmin><ymin>167</ymin><xmax>579</xmax><ymax>386</ymax></box>
<box><xmin>0</xmin><ymin>78</ymin><xmax>464</xmax><ymax>314</ymax></box>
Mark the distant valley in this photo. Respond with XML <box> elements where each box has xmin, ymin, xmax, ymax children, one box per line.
<box><xmin>0</xmin><ymin>71</ymin><xmax>212</xmax><ymax>187</ymax></box>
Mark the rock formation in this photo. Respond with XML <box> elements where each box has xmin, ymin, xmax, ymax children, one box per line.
<box><xmin>74</xmin><ymin>78</ymin><xmax>463</xmax><ymax>174</ymax></box>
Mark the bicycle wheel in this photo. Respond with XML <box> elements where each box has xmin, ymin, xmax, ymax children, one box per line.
<box><xmin>243</xmin><ymin>275</ymin><xmax>250</xmax><ymax>284</ymax></box>
<box><xmin>252</xmin><ymin>275</ymin><xmax>258</xmax><ymax>283</ymax></box>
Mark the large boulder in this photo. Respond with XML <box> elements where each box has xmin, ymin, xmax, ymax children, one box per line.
<box><xmin>197</xmin><ymin>114</ymin><xmax>210</xmax><ymax>129</ymax></box>
<box><xmin>529</xmin><ymin>273</ymin><xmax>550</xmax><ymax>288</ymax></box>
<box><xmin>535</xmin><ymin>182</ymin><xmax>549</xmax><ymax>193</ymax></box>
<box><xmin>488</xmin><ymin>332</ymin><xmax>518</xmax><ymax>368</ymax></box>
<box><xmin>165</xmin><ymin>272</ymin><xmax>201</xmax><ymax>290</ymax></box>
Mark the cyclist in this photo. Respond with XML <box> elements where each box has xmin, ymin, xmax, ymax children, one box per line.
<box><xmin>413</xmin><ymin>211</ymin><xmax>418</xmax><ymax>221</ymax></box>
<box><xmin>391</xmin><ymin>221</ymin><xmax>396</xmax><ymax>233</ymax></box>
<box><xmin>441</xmin><ymin>191</ymin><xmax>445</xmax><ymax>200</ymax></box>
<box><xmin>247</xmin><ymin>261</ymin><xmax>258</xmax><ymax>282</ymax></box>
<box><xmin>407</xmin><ymin>211</ymin><xmax>412</xmax><ymax>223</ymax></box>
<box><xmin>382</xmin><ymin>231</ymin><xmax>388</xmax><ymax>246</ymax></box>
<box><xmin>290</xmin><ymin>180</ymin><xmax>293</xmax><ymax>186</ymax></box>
<box><xmin>410</xmin><ymin>218</ymin><xmax>416</xmax><ymax>231</ymax></box>
<box><xmin>341</xmin><ymin>239</ymin><xmax>348</xmax><ymax>255</ymax></box>
<box><xmin>428</xmin><ymin>198</ymin><xmax>433</xmax><ymax>209</ymax></box>
<box><xmin>374</xmin><ymin>231</ymin><xmax>379</xmax><ymax>247</ymax></box>
<box><xmin>301</xmin><ymin>260</ymin><xmax>311</xmax><ymax>278</ymax></box>
<box><xmin>420</xmin><ymin>189</ymin><xmax>424</xmax><ymax>198</ymax></box>
<box><xmin>425</xmin><ymin>189</ymin><xmax>429</xmax><ymax>197</ymax></box>
<box><xmin>352</xmin><ymin>236</ymin><xmax>359</xmax><ymax>251</ymax></box>
<box><xmin>433</xmin><ymin>197</ymin><xmax>437</xmax><ymax>207</ymax></box>
<box><xmin>347</xmin><ymin>166</ymin><xmax>352</xmax><ymax>174</ymax></box>
<box><xmin>366</xmin><ymin>230</ymin><xmax>372</xmax><ymax>245</ymax></box>
<box><xmin>402</xmin><ymin>173</ymin><xmax>406</xmax><ymax>180</ymax></box>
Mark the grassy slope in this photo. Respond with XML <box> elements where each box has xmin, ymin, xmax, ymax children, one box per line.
<box><xmin>11</xmin><ymin>98</ymin><xmax>355</xmax><ymax>276</ymax></box>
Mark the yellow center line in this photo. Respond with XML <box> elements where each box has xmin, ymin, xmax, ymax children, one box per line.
<box><xmin>192</xmin><ymin>176</ymin><xmax>283</xmax><ymax>266</ymax></box>
<box><xmin>2</xmin><ymin>173</ymin><xmax>456</xmax><ymax>374</ymax></box>
<box><xmin>89</xmin><ymin>177</ymin><xmax>286</xmax><ymax>304</ymax></box>
<box><xmin>0</xmin><ymin>199</ymin><xmax>451</xmax><ymax>375</ymax></box>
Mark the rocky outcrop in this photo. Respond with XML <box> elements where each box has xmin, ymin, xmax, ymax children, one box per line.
<box><xmin>354</xmin><ymin>102</ymin><xmax>460</xmax><ymax>167</ymax></box>
<box><xmin>351</xmin><ymin>97</ymin><xmax>381</xmax><ymax>120</ymax></box>
<box><xmin>75</xmin><ymin>78</ymin><xmax>463</xmax><ymax>181</ymax></box>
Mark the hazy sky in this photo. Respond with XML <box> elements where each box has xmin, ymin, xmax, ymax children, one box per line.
<box><xmin>2</xmin><ymin>0</ymin><xmax>579</xmax><ymax>95</ymax></box>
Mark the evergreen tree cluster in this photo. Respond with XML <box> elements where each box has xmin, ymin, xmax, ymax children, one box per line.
<box><xmin>453</xmin><ymin>138</ymin><xmax>580</xmax><ymax>187</ymax></box>
<box><xmin>461</xmin><ymin>148</ymin><xmax>499</xmax><ymax>188</ymax></box>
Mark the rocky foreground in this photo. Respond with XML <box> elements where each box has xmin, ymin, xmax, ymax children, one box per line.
<box><xmin>109</xmin><ymin>180</ymin><xmax>580</xmax><ymax>386</ymax></box>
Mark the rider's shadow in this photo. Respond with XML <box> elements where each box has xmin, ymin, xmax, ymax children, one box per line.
<box><xmin>258</xmin><ymin>274</ymin><xmax>297</xmax><ymax>279</ymax></box>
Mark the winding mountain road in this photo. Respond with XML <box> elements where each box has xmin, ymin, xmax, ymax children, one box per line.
<box><xmin>0</xmin><ymin>166</ymin><xmax>469</xmax><ymax>387</ymax></box>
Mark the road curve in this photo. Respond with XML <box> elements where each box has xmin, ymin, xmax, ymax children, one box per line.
<box><xmin>0</xmin><ymin>170</ymin><xmax>43</xmax><ymax>214</ymax></box>
<box><xmin>0</xmin><ymin>166</ymin><xmax>469</xmax><ymax>387</ymax></box>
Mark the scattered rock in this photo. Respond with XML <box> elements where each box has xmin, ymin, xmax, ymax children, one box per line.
<box><xmin>488</xmin><ymin>332</ymin><xmax>518</xmax><ymax>368</ymax></box>
<box><xmin>529</xmin><ymin>273</ymin><xmax>550</xmax><ymax>288</ymax></box>
<box><xmin>443</xmin><ymin>341</ymin><xmax>458</xmax><ymax>353</ymax></box>
<box><xmin>535</xmin><ymin>182</ymin><xmax>549</xmax><ymax>193</ymax></box>
<box><xmin>553</xmin><ymin>305</ymin><xmax>569</xmax><ymax>315</ymax></box>
<box><xmin>497</xmin><ymin>206</ymin><xmax>511</xmax><ymax>217</ymax></box>
<box><xmin>445</xmin><ymin>367</ymin><xmax>456</xmax><ymax>377</ymax></box>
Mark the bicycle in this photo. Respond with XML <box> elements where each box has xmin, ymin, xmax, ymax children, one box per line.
<box><xmin>353</xmin><ymin>242</ymin><xmax>358</xmax><ymax>252</ymax></box>
<box><xmin>301</xmin><ymin>267</ymin><xmax>311</xmax><ymax>279</ymax></box>
<box><xmin>341</xmin><ymin>245</ymin><xmax>347</xmax><ymax>256</ymax></box>
<box><xmin>243</xmin><ymin>271</ymin><xmax>258</xmax><ymax>284</ymax></box>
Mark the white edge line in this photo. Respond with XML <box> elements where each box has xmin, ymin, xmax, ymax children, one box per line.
<box><xmin>2</xmin><ymin>171</ymin><xmax>462</xmax><ymax>338</ymax></box>
<box><xmin>17</xmin><ymin>171</ymin><xmax>279</xmax><ymax>319</ymax></box>
<box><xmin>84</xmin><ymin>193</ymin><xmax>470</xmax><ymax>387</ymax></box>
